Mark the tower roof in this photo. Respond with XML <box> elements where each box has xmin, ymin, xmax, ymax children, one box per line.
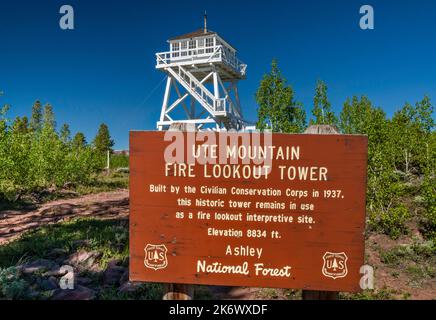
<box><xmin>168</xmin><ymin>29</ymin><xmax>236</xmax><ymax>51</ymax></box>
<box><xmin>168</xmin><ymin>28</ymin><xmax>217</xmax><ymax>41</ymax></box>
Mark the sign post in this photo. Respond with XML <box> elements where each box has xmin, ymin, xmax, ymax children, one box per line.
<box><xmin>129</xmin><ymin>128</ymin><xmax>368</xmax><ymax>296</ymax></box>
<box><xmin>301</xmin><ymin>124</ymin><xmax>341</xmax><ymax>300</ymax></box>
<box><xmin>162</xmin><ymin>122</ymin><xmax>195</xmax><ymax>300</ymax></box>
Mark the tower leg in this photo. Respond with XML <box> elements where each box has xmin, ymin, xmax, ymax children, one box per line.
<box><xmin>213</xmin><ymin>71</ymin><xmax>220</xmax><ymax>108</ymax></box>
<box><xmin>158</xmin><ymin>76</ymin><xmax>172</xmax><ymax>131</ymax></box>
<box><xmin>232</xmin><ymin>81</ymin><xmax>242</xmax><ymax>117</ymax></box>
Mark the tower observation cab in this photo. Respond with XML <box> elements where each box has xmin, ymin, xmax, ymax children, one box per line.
<box><xmin>155</xmin><ymin>16</ymin><xmax>248</xmax><ymax>131</ymax></box>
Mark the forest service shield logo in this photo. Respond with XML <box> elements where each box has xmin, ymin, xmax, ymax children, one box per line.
<box><xmin>144</xmin><ymin>244</ymin><xmax>168</xmax><ymax>270</ymax></box>
<box><xmin>322</xmin><ymin>252</ymin><xmax>348</xmax><ymax>279</ymax></box>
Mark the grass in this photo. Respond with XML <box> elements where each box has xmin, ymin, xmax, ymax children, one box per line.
<box><xmin>0</xmin><ymin>218</ymin><xmax>128</xmax><ymax>268</ymax></box>
<box><xmin>98</xmin><ymin>283</ymin><xmax>163</xmax><ymax>300</ymax></box>
<box><xmin>378</xmin><ymin>240</ymin><xmax>435</xmax><ymax>287</ymax></box>
<box><xmin>109</xmin><ymin>154</ymin><xmax>129</xmax><ymax>170</ymax></box>
<box><xmin>0</xmin><ymin>217</ymin><xmax>166</xmax><ymax>300</ymax></box>
<box><xmin>74</xmin><ymin>171</ymin><xmax>128</xmax><ymax>196</ymax></box>
<box><xmin>379</xmin><ymin>241</ymin><xmax>435</xmax><ymax>266</ymax></box>
<box><xmin>256</xmin><ymin>288</ymin><xmax>280</xmax><ymax>299</ymax></box>
<box><xmin>406</xmin><ymin>264</ymin><xmax>435</xmax><ymax>286</ymax></box>
<box><xmin>0</xmin><ymin>171</ymin><xmax>129</xmax><ymax>212</ymax></box>
<box><xmin>255</xmin><ymin>288</ymin><xmax>301</xmax><ymax>300</ymax></box>
<box><xmin>340</xmin><ymin>287</ymin><xmax>403</xmax><ymax>300</ymax></box>
<box><xmin>283</xmin><ymin>289</ymin><xmax>302</xmax><ymax>300</ymax></box>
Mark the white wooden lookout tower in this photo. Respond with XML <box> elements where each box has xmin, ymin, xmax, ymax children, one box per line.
<box><xmin>156</xmin><ymin>15</ymin><xmax>248</xmax><ymax>131</ymax></box>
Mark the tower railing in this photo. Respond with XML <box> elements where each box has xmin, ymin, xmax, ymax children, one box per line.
<box><xmin>156</xmin><ymin>45</ymin><xmax>246</xmax><ymax>76</ymax></box>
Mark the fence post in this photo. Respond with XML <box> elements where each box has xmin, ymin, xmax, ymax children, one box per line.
<box><xmin>301</xmin><ymin>124</ymin><xmax>340</xmax><ymax>300</ymax></box>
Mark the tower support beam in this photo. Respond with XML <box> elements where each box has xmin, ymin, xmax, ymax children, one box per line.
<box><xmin>158</xmin><ymin>76</ymin><xmax>173</xmax><ymax>130</ymax></box>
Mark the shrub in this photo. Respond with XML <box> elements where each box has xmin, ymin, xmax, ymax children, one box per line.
<box><xmin>110</xmin><ymin>154</ymin><xmax>129</xmax><ymax>169</ymax></box>
<box><xmin>0</xmin><ymin>103</ymin><xmax>108</xmax><ymax>201</ymax></box>
<box><xmin>0</xmin><ymin>267</ymin><xmax>28</xmax><ymax>299</ymax></box>
<box><xmin>369</xmin><ymin>205</ymin><xmax>410</xmax><ymax>239</ymax></box>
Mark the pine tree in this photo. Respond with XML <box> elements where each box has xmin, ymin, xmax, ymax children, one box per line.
<box><xmin>0</xmin><ymin>91</ymin><xmax>10</xmax><ymax>120</ymax></box>
<box><xmin>72</xmin><ymin>132</ymin><xmax>87</xmax><ymax>149</ymax></box>
<box><xmin>93</xmin><ymin>123</ymin><xmax>114</xmax><ymax>154</ymax></box>
<box><xmin>255</xmin><ymin>59</ymin><xmax>306</xmax><ymax>133</ymax></box>
<box><xmin>60</xmin><ymin>123</ymin><xmax>71</xmax><ymax>144</ymax></box>
<box><xmin>43</xmin><ymin>103</ymin><xmax>56</xmax><ymax>130</ymax></box>
<box><xmin>30</xmin><ymin>100</ymin><xmax>42</xmax><ymax>132</ymax></box>
<box><xmin>12</xmin><ymin>116</ymin><xmax>29</xmax><ymax>134</ymax></box>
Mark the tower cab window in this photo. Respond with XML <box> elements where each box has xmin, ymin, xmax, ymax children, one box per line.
<box><xmin>198</xmin><ymin>38</ymin><xmax>205</xmax><ymax>54</ymax></box>
<box><xmin>172</xmin><ymin>42</ymin><xmax>180</xmax><ymax>58</ymax></box>
<box><xmin>189</xmin><ymin>40</ymin><xmax>195</xmax><ymax>55</ymax></box>
<box><xmin>181</xmin><ymin>41</ymin><xmax>187</xmax><ymax>56</ymax></box>
<box><xmin>205</xmin><ymin>37</ymin><xmax>214</xmax><ymax>53</ymax></box>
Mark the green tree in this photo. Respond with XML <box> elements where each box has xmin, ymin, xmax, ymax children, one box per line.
<box><xmin>0</xmin><ymin>97</ymin><xmax>13</xmax><ymax>200</ymax></box>
<box><xmin>414</xmin><ymin>96</ymin><xmax>434</xmax><ymax>172</ymax></box>
<box><xmin>0</xmin><ymin>100</ymin><xmax>102</xmax><ymax>200</ymax></box>
<box><xmin>255</xmin><ymin>59</ymin><xmax>306</xmax><ymax>133</ymax></box>
<box><xmin>339</xmin><ymin>96</ymin><xmax>397</xmax><ymax>224</ymax></box>
<box><xmin>415</xmin><ymin>95</ymin><xmax>434</xmax><ymax>133</ymax></box>
<box><xmin>93</xmin><ymin>123</ymin><xmax>114</xmax><ymax>154</ymax></box>
<box><xmin>72</xmin><ymin>132</ymin><xmax>87</xmax><ymax>149</ymax></box>
<box><xmin>388</xmin><ymin>97</ymin><xmax>433</xmax><ymax>175</ymax></box>
<box><xmin>420</xmin><ymin>131</ymin><xmax>436</xmax><ymax>240</ymax></box>
<box><xmin>389</xmin><ymin>103</ymin><xmax>417</xmax><ymax>174</ymax></box>
<box><xmin>12</xmin><ymin>116</ymin><xmax>29</xmax><ymax>134</ymax></box>
<box><xmin>0</xmin><ymin>104</ymin><xmax>10</xmax><ymax>121</ymax></box>
<box><xmin>9</xmin><ymin>116</ymin><xmax>33</xmax><ymax>195</ymax></box>
<box><xmin>43</xmin><ymin>103</ymin><xmax>56</xmax><ymax>130</ymax></box>
<box><xmin>311</xmin><ymin>80</ymin><xmax>337</xmax><ymax>126</ymax></box>
<box><xmin>60</xmin><ymin>123</ymin><xmax>71</xmax><ymax>144</ymax></box>
<box><xmin>30</xmin><ymin>100</ymin><xmax>43</xmax><ymax>132</ymax></box>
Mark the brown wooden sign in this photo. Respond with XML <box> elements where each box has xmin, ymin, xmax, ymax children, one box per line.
<box><xmin>129</xmin><ymin>131</ymin><xmax>368</xmax><ymax>292</ymax></box>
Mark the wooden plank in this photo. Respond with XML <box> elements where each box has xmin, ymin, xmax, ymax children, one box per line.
<box><xmin>163</xmin><ymin>284</ymin><xmax>194</xmax><ymax>300</ymax></box>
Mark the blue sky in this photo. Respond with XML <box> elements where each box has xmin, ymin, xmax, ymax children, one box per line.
<box><xmin>1</xmin><ymin>0</ymin><xmax>435</xmax><ymax>149</ymax></box>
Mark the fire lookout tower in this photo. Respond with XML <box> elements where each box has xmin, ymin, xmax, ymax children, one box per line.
<box><xmin>155</xmin><ymin>15</ymin><xmax>248</xmax><ymax>131</ymax></box>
